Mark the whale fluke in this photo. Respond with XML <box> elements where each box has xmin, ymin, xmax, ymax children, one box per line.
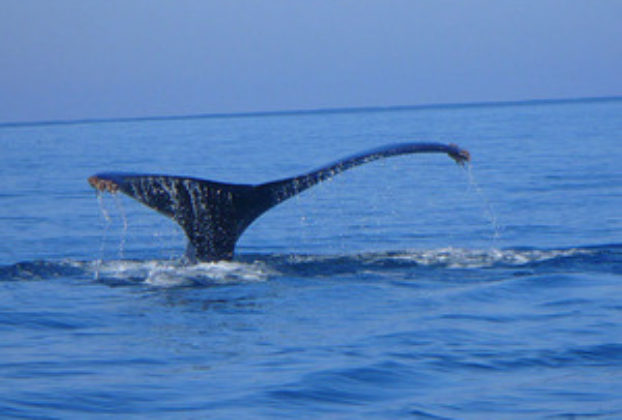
<box><xmin>88</xmin><ymin>142</ymin><xmax>470</xmax><ymax>261</ymax></box>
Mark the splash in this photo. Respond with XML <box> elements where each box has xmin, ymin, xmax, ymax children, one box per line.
<box><xmin>1</xmin><ymin>245</ymin><xmax>611</xmax><ymax>284</ymax></box>
<box><xmin>86</xmin><ymin>259</ymin><xmax>275</xmax><ymax>287</ymax></box>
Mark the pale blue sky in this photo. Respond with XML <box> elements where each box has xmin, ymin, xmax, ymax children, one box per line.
<box><xmin>1</xmin><ymin>0</ymin><xmax>621</xmax><ymax>123</ymax></box>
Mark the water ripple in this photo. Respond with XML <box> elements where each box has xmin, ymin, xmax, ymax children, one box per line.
<box><xmin>1</xmin><ymin>244</ymin><xmax>620</xmax><ymax>286</ymax></box>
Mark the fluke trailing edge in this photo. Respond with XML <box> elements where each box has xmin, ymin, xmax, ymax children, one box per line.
<box><xmin>88</xmin><ymin>142</ymin><xmax>470</xmax><ymax>262</ymax></box>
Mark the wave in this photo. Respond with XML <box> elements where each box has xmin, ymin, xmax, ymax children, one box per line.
<box><xmin>1</xmin><ymin>244</ymin><xmax>620</xmax><ymax>286</ymax></box>
<box><xmin>263</xmin><ymin>244</ymin><xmax>621</xmax><ymax>274</ymax></box>
<box><xmin>0</xmin><ymin>259</ymin><xmax>274</xmax><ymax>287</ymax></box>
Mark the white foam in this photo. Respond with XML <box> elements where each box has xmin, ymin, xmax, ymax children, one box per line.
<box><xmin>385</xmin><ymin>247</ymin><xmax>593</xmax><ymax>269</ymax></box>
<box><xmin>76</xmin><ymin>246</ymin><xmax>596</xmax><ymax>287</ymax></box>
<box><xmin>84</xmin><ymin>259</ymin><xmax>275</xmax><ymax>287</ymax></box>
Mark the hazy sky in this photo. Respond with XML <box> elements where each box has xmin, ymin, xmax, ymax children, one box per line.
<box><xmin>1</xmin><ymin>0</ymin><xmax>621</xmax><ymax>123</ymax></box>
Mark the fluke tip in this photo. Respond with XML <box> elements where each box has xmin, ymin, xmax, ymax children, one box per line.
<box><xmin>88</xmin><ymin>175</ymin><xmax>119</xmax><ymax>193</ymax></box>
<box><xmin>448</xmin><ymin>144</ymin><xmax>471</xmax><ymax>166</ymax></box>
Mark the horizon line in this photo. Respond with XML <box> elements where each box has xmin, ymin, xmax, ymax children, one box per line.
<box><xmin>2</xmin><ymin>95</ymin><xmax>621</xmax><ymax>128</ymax></box>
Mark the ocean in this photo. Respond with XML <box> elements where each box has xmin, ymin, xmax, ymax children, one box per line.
<box><xmin>1</xmin><ymin>99</ymin><xmax>621</xmax><ymax>419</ymax></box>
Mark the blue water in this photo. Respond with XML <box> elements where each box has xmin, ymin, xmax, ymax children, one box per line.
<box><xmin>1</xmin><ymin>99</ymin><xmax>621</xmax><ymax>418</ymax></box>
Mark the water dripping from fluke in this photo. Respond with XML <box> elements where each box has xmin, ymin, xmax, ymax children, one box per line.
<box><xmin>464</xmin><ymin>163</ymin><xmax>502</xmax><ymax>245</ymax></box>
<box><xmin>87</xmin><ymin>143</ymin><xmax>471</xmax><ymax>262</ymax></box>
<box><xmin>94</xmin><ymin>190</ymin><xmax>113</xmax><ymax>280</ymax></box>
<box><xmin>112</xmin><ymin>193</ymin><xmax>128</xmax><ymax>259</ymax></box>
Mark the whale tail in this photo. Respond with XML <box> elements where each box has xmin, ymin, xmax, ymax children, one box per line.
<box><xmin>88</xmin><ymin>142</ymin><xmax>470</xmax><ymax>262</ymax></box>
